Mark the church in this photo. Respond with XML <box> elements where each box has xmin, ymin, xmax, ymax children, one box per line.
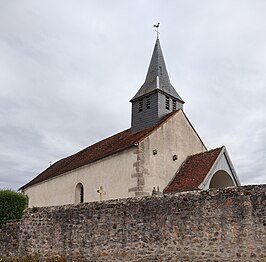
<box><xmin>20</xmin><ymin>37</ymin><xmax>241</xmax><ymax>207</ymax></box>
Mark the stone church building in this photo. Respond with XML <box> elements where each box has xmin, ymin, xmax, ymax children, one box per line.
<box><xmin>20</xmin><ymin>38</ymin><xmax>240</xmax><ymax>207</ymax></box>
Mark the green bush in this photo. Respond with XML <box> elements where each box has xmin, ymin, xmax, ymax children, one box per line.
<box><xmin>0</xmin><ymin>189</ymin><xmax>27</xmax><ymax>223</ymax></box>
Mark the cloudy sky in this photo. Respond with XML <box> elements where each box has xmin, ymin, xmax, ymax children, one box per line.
<box><xmin>0</xmin><ymin>0</ymin><xmax>265</xmax><ymax>190</ymax></box>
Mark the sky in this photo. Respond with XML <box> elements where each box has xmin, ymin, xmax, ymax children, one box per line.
<box><xmin>0</xmin><ymin>0</ymin><xmax>266</xmax><ymax>190</ymax></box>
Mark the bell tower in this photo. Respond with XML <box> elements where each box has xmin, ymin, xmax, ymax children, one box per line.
<box><xmin>130</xmin><ymin>38</ymin><xmax>184</xmax><ymax>133</ymax></box>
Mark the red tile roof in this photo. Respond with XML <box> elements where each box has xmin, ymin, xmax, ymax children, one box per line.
<box><xmin>164</xmin><ymin>147</ymin><xmax>223</xmax><ymax>193</ymax></box>
<box><xmin>20</xmin><ymin>111</ymin><xmax>179</xmax><ymax>190</ymax></box>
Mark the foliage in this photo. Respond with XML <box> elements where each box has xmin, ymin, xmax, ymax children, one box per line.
<box><xmin>0</xmin><ymin>189</ymin><xmax>27</xmax><ymax>223</ymax></box>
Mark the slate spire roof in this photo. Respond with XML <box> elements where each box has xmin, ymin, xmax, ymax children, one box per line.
<box><xmin>131</xmin><ymin>38</ymin><xmax>184</xmax><ymax>103</ymax></box>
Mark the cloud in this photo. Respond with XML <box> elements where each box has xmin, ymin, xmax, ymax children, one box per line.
<box><xmin>0</xmin><ymin>0</ymin><xmax>265</xmax><ymax>190</ymax></box>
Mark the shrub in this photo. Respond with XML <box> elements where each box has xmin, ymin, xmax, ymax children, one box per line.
<box><xmin>0</xmin><ymin>189</ymin><xmax>27</xmax><ymax>223</ymax></box>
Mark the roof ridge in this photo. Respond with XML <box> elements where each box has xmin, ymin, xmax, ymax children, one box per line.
<box><xmin>130</xmin><ymin>109</ymin><xmax>179</xmax><ymax>135</ymax></box>
<box><xmin>20</xmin><ymin>111</ymin><xmax>180</xmax><ymax>190</ymax></box>
<box><xmin>49</xmin><ymin>128</ymin><xmax>132</xmax><ymax>170</ymax></box>
<box><xmin>163</xmin><ymin>146</ymin><xmax>225</xmax><ymax>194</ymax></box>
<box><xmin>187</xmin><ymin>146</ymin><xmax>224</xmax><ymax>158</ymax></box>
<box><xmin>49</xmin><ymin>128</ymin><xmax>132</xmax><ymax>166</ymax></box>
<box><xmin>181</xmin><ymin>110</ymin><xmax>207</xmax><ymax>151</ymax></box>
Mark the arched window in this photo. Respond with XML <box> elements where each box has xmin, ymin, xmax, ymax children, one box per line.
<box><xmin>209</xmin><ymin>170</ymin><xmax>235</xmax><ymax>189</ymax></box>
<box><xmin>75</xmin><ymin>183</ymin><xmax>84</xmax><ymax>204</ymax></box>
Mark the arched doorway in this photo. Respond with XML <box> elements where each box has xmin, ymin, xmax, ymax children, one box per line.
<box><xmin>75</xmin><ymin>183</ymin><xmax>84</xmax><ymax>203</ymax></box>
<box><xmin>209</xmin><ymin>170</ymin><xmax>235</xmax><ymax>189</ymax></box>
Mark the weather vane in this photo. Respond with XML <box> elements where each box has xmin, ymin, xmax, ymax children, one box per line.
<box><xmin>153</xmin><ymin>22</ymin><xmax>160</xmax><ymax>38</ymax></box>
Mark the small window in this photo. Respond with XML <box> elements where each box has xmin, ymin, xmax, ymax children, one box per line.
<box><xmin>138</xmin><ymin>99</ymin><xmax>143</xmax><ymax>112</ymax></box>
<box><xmin>165</xmin><ymin>96</ymin><xmax>170</xmax><ymax>110</ymax></box>
<box><xmin>146</xmin><ymin>96</ymin><xmax>150</xmax><ymax>110</ymax></box>
<box><xmin>75</xmin><ymin>183</ymin><xmax>84</xmax><ymax>204</ymax></box>
<box><xmin>173</xmin><ymin>100</ymin><xmax>177</xmax><ymax>111</ymax></box>
<box><xmin>80</xmin><ymin>184</ymin><xmax>84</xmax><ymax>203</ymax></box>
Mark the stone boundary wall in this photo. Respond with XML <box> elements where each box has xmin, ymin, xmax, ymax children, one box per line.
<box><xmin>0</xmin><ymin>220</ymin><xmax>20</xmax><ymax>257</ymax></box>
<box><xmin>0</xmin><ymin>185</ymin><xmax>265</xmax><ymax>261</ymax></box>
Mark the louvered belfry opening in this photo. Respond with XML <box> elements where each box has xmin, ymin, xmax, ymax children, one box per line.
<box><xmin>130</xmin><ymin>38</ymin><xmax>184</xmax><ymax>133</ymax></box>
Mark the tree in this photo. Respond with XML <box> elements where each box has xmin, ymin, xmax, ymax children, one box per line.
<box><xmin>0</xmin><ymin>189</ymin><xmax>27</xmax><ymax>222</ymax></box>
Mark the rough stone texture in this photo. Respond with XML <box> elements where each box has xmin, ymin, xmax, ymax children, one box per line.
<box><xmin>0</xmin><ymin>220</ymin><xmax>20</xmax><ymax>257</ymax></box>
<box><xmin>129</xmin><ymin>142</ymin><xmax>150</xmax><ymax>197</ymax></box>
<box><xmin>0</xmin><ymin>185</ymin><xmax>265</xmax><ymax>261</ymax></box>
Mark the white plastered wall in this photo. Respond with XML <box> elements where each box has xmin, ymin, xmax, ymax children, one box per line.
<box><xmin>141</xmin><ymin>110</ymin><xmax>206</xmax><ymax>193</ymax></box>
<box><xmin>199</xmin><ymin>150</ymin><xmax>240</xmax><ymax>190</ymax></box>
<box><xmin>24</xmin><ymin>147</ymin><xmax>137</xmax><ymax>207</ymax></box>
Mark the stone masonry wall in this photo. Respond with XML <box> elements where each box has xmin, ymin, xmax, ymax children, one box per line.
<box><xmin>0</xmin><ymin>220</ymin><xmax>20</xmax><ymax>257</ymax></box>
<box><xmin>0</xmin><ymin>185</ymin><xmax>265</xmax><ymax>261</ymax></box>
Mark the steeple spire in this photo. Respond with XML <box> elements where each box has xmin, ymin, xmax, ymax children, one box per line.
<box><xmin>130</xmin><ymin>38</ymin><xmax>185</xmax><ymax>133</ymax></box>
<box><xmin>131</xmin><ymin>38</ymin><xmax>184</xmax><ymax>102</ymax></box>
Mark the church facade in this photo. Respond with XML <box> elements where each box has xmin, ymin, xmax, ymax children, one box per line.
<box><xmin>20</xmin><ymin>38</ymin><xmax>240</xmax><ymax>207</ymax></box>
